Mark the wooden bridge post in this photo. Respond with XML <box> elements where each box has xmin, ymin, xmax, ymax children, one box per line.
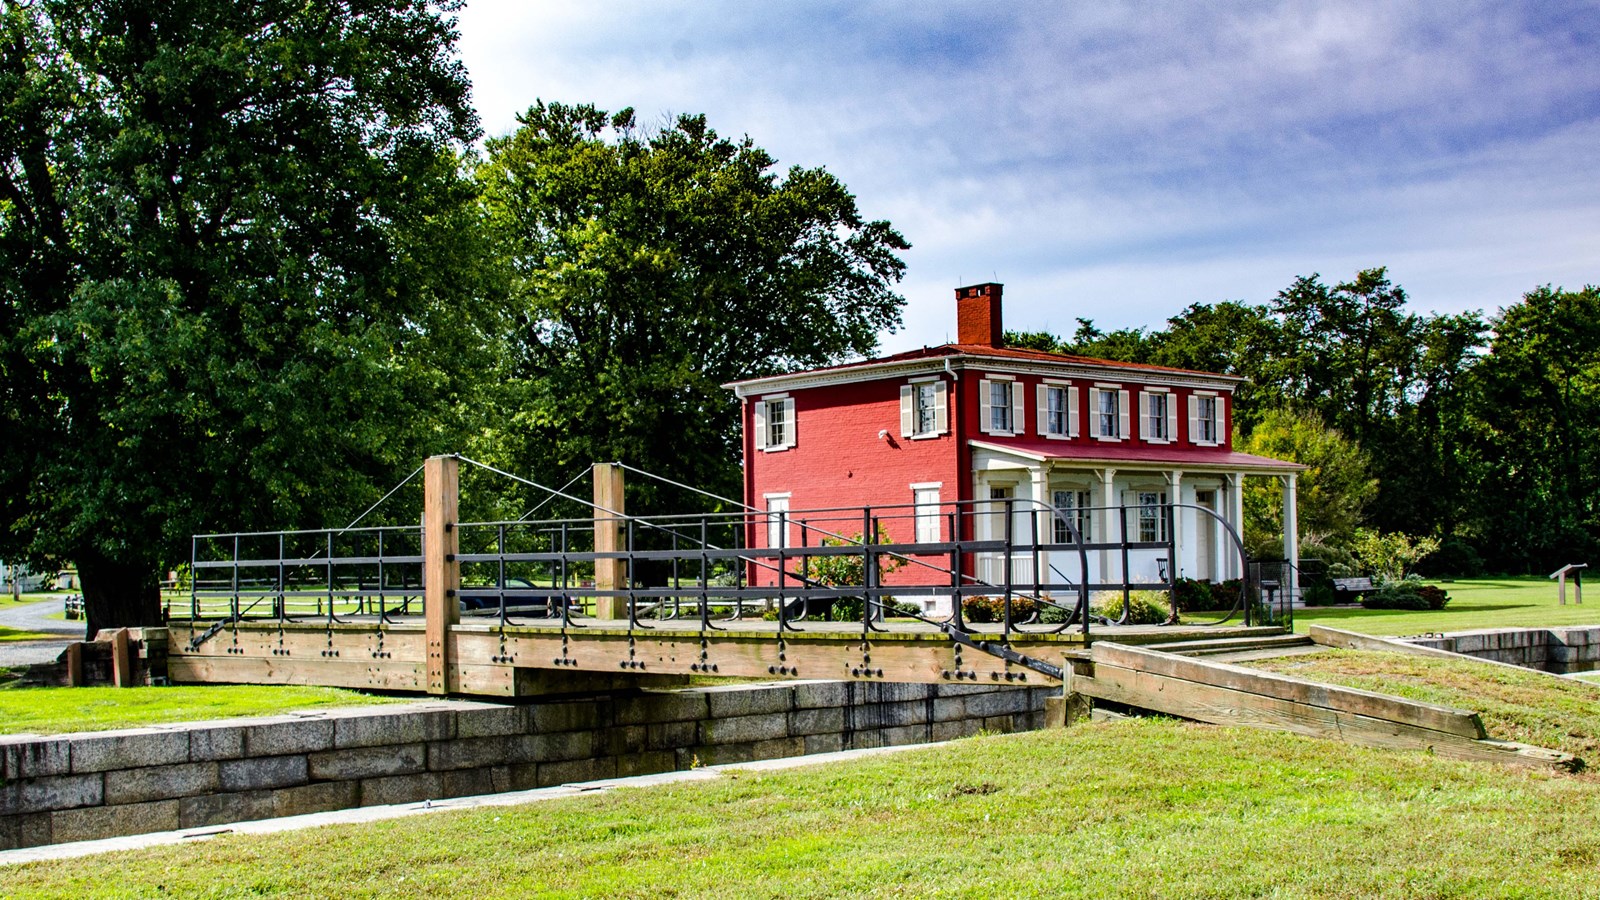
<box><xmin>424</xmin><ymin>454</ymin><xmax>460</xmax><ymax>694</ymax></box>
<box><xmin>593</xmin><ymin>462</ymin><xmax>626</xmax><ymax>619</ymax></box>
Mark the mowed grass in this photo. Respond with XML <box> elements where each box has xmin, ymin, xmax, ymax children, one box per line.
<box><xmin>0</xmin><ymin>626</ymin><xmax>58</xmax><ymax>642</ymax></box>
<box><xmin>1292</xmin><ymin>576</ymin><xmax>1600</xmax><ymax>636</ymax></box>
<box><xmin>0</xmin><ymin>681</ymin><xmax>408</xmax><ymax>735</ymax></box>
<box><xmin>1251</xmin><ymin>649</ymin><xmax>1600</xmax><ymax>760</ymax></box>
<box><xmin>8</xmin><ymin>720</ymin><xmax>1600</xmax><ymax>899</ymax></box>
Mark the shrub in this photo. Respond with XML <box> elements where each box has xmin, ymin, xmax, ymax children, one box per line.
<box><xmin>961</xmin><ymin>595</ymin><xmax>1038</xmax><ymax>624</ymax></box>
<box><xmin>1172</xmin><ymin>577</ymin><xmax>1215</xmax><ymax>612</ymax></box>
<box><xmin>1209</xmin><ymin>579</ymin><xmax>1243</xmax><ymax>610</ymax></box>
<box><xmin>1093</xmin><ymin>590</ymin><xmax>1171</xmax><ymax>625</ymax></box>
<box><xmin>1351</xmin><ymin>529</ymin><xmax>1441</xmax><ymax>582</ymax></box>
<box><xmin>1417</xmin><ymin>584</ymin><xmax>1451</xmax><ymax>610</ymax></box>
<box><xmin>1361</xmin><ymin>582</ymin><xmax>1430</xmax><ymax>610</ymax></box>
<box><xmin>831</xmin><ymin>597</ymin><xmax>864</xmax><ymax>621</ymax></box>
<box><xmin>1037</xmin><ymin>597</ymin><xmax>1073</xmax><ymax>625</ymax></box>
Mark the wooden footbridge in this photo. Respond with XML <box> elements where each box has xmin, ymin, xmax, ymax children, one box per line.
<box><xmin>159</xmin><ymin>456</ymin><xmax>1575</xmax><ymax>770</ymax></box>
<box><xmin>169</xmin><ymin>455</ymin><xmax>1283</xmax><ymax>696</ymax></box>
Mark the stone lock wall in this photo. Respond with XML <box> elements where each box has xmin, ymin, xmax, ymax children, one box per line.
<box><xmin>1406</xmin><ymin>626</ymin><xmax>1600</xmax><ymax>674</ymax></box>
<box><xmin>1</xmin><ymin>680</ymin><xmax>1051</xmax><ymax>850</ymax></box>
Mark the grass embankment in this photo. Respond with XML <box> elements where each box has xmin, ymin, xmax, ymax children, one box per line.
<box><xmin>8</xmin><ymin>720</ymin><xmax>1600</xmax><ymax>898</ymax></box>
<box><xmin>1292</xmin><ymin>576</ymin><xmax>1600</xmax><ymax>636</ymax></box>
<box><xmin>0</xmin><ymin>681</ymin><xmax>408</xmax><ymax>736</ymax></box>
<box><xmin>1251</xmin><ymin>648</ymin><xmax>1600</xmax><ymax>760</ymax></box>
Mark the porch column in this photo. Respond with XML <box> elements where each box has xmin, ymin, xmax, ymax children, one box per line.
<box><xmin>1281</xmin><ymin>472</ymin><xmax>1299</xmax><ymax>599</ymax></box>
<box><xmin>1166</xmin><ymin>470</ymin><xmax>1184</xmax><ymax>581</ymax></box>
<box><xmin>1099</xmin><ymin>468</ymin><xmax>1118</xmax><ymax>586</ymax></box>
<box><xmin>1031</xmin><ymin>464</ymin><xmax>1050</xmax><ymax>588</ymax></box>
<box><xmin>1226</xmin><ymin>473</ymin><xmax>1244</xmax><ymax>580</ymax></box>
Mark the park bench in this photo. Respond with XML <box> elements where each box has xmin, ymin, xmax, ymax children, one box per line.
<box><xmin>1330</xmin><ymin>577</ymin><xmax>1376</xmax><ymax>602</ymax></box>
<box><xmin>63</xmin><ymin>594</ymin><xmax>84</xmax><ymax>620</ymax></box>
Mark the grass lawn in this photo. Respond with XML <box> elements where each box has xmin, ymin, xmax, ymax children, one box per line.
<box><xmin>0</xmin><ymin>681</ymin><xmax>408</xmax><ymax>735</ymax></box>
<box><xmin>0</xmin><ymin>626</ymin><xmax>58</xmax><ymax>642</ymax></box>
<box><xmin>1291</xmin><ymin>576</ymin><xmax>1600</xmax><ymax>636</ymax></box>
<box><xmin>1250</xmin><ymin>648</ymin><xmax>1600</xmax><ymax>760</ymax></box>
<box><xmin>7</xmin><ymin>720</ymin><xmax>1600</xmax><ymax>898</ymax></box>
<box><xmin>2</xmin><ymin>592</ymin><xmax>65</xmax><ymax>605</ymax></box>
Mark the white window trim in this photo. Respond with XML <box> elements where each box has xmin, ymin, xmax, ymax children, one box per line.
<box><xmin>900</xmin><ymin>379</ymin><xmax>949</xmax><ymax>440</ymax></box>
<box><xmin>1092</xmin><ymin>386</ymin><xmax>1129</xmax><ymax>442</ymax></box>
<box><xmin>1188</xmin><ymin>390</ymin><xmax>1223</xmax><ymax>447</ymax></box>
<box><xmin>978</xmin><ymin>376</ymin><xmax>1023</xmax><ymax>437</ymax></box>
<box><xmin>1037</xmin><ymin>382</ymin><xmax>1079</xmax><ymax>440</ymax></box>
<box><xmin>756</xmin><ymin>394</ymin><xmax>796</xmax><ymax>453</ymax></box>
<box><xmin>1141</xmin><ymin>389</ymin><xmax>1175</xmax><ymax>444</ymax></box>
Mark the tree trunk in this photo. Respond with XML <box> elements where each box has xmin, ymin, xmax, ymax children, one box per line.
<box><xmin>78</xmin><ymin>548</ymin><xmax>163</xmax><ymax>639</ymax></box>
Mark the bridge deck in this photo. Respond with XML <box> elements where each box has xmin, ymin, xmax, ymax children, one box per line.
<box><xmin>165</xmin><ymin>616</ymin><xmax>1285</xmax><ymax>696</ymax></box>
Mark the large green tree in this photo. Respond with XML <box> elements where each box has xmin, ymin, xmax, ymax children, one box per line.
<box><xmin>1469</xmin><ymin>285</ymin><xmax>1600</xmax><ymax>569</ymax></box>
<box><xmin>0</xmin><ymin>0</ymin><xmax>486</xmax><ymax>634</ymax></box>
<box><xmin>476</xmin><ymin>103</ymin><xmax>908</xmax><ymax>516</ymax></box>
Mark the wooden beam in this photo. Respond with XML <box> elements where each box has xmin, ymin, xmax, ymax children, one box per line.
<box><xmin>1074</xmin><ymin>663</ymin><xmax>1574</xmax><ymax>770</ymax></box>
<box><xmin>423</xmin><ymin>455</ymin><xmax>460</xmax><ymax>694</ymax></box>
<box><xmin>593</xmin><ymin>462</ymin><xmax>626</xmax><ymax>619</ymax></box>
<box><xmin>1092</xmin><ymin>641</ymin><xmax>1485</xmax><ymax>739</ymax></box>
<box><xmin>110</xmin><ymin>628</ymin><xmax>133</xmax><ymax>687</ymax></box>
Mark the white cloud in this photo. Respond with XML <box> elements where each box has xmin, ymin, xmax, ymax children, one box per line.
<box><xmin>454</xmin><ymin>0</ymin><xmax>1600</xmax><ymax>354</ymax></box>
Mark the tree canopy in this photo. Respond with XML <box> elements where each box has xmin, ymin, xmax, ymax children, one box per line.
<box><xmin>474</xmin><ymin>102</ymin><xmax>908</xmax><ymax>515</ymax></box>
<box><xmin>0</xmin><ymin>0</ymin><xmax>488</xmax><ymax>632</ymax></box>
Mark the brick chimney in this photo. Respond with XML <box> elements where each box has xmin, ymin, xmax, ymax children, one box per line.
<box><xmin>955</xmin><ymin>283</ymin><xmax>1003</xmax><ymax>347</ymax></box>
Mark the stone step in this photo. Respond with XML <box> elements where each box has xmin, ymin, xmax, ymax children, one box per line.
<box><xmin>1144</xmin><ymin>633</ymin><xmax>1313</xmax><ymax>656</ymax></box>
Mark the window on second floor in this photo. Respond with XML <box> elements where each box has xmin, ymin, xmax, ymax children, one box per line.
<box><xmin>1142</xmin><ymin>390</ymin><xmax>1175</xmax><ymax>443</ymax></box>
<box><xmin>1094</xmin><ymin>387</ymin><xmax>1129</xmax><ymax>440</ymax></box>
<box><xmin>979</xmin><ymin>378</ymin><xmax>1022</xmax><ymax>436</ymax></box>
<box><xmin>1036</xmin><ymin>383</ymin><xmax>1078</xmax><ymax>439</ymax></box>
<box><xmin>899</xmin><ymin>379</ymin><xmax>948</xmax><ymax>438</ymax></box>
<box><xmin>1189</xmin><ymin>393</ymin><xmax>1224</xmax><ymax>446</ymax></box>
<box><xmin>757</xmin><ymin>395</ymin><xmax>797</xmax><ymax>452</ymax></box>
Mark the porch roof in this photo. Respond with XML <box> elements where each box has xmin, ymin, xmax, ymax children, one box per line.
<box><xmin>969</xmin><ymin>439</ymin><xmax>1304</xmax><ymax>473</ymax></box>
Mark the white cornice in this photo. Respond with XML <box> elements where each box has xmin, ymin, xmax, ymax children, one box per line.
<box><xmin>725</xmin><ymin>353</ymin><xmax>1243</xmax><ymax>398</ymax></box>
<box><xmin>968</xmin><ymin>440</ymin><xmax>1304</xmax><ymax>473</ymax></box>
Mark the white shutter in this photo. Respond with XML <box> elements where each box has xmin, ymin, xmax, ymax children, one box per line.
<box><xmin>1138</xmin><ymin>392</ymin><xmax>1151</xmax><ymax>440</ymax></box>
<box><xmin>1118</xmin><ymin>390</ymin><xmax>1131</xmax><ymax>441</ymax></box>
<box><xmin>1166</xmin><ymin>396</ymin><xmax>1179</xmax><ymax>444</ymax></box>
<box><xmin>978</xmin><ymin>379</ymin><xmax>993</xmax><ymax>435</ymax></box>
<box><xmin>754</xmin><ymin>400</ymin><xmax>768</xmax><ymax>450</ymax></box>
<box><xmin>1036</xmin><ymin>384</ymin><xmax>1048</xmax><ymax>436</ymax></box>
<box><xmin>782</xmin><ymin>398</ymin><xmax>797</xmax><ymax>448</ymax></box>
<box><xmin>1067</xmin><ymin>385</ymin><xmax>1080</xmax><ymax>437</ymax></box>
<box><xmin>900</xmin><ymin>385</ymin><xmax>914</xmax><ymax>438</ymax></box>
<box><xmin>1217</xmin><ymin>395</ymin><xmax>1228</xmax><ymax>445</ymax></box>
<box><xmin>1188</xmin><ymin>395</ymin><xmax>1201</xmax><ymax>445</ymax></box>
<box><xmin>1010</xmin><ymin>383</ymin><xmax>1024</xmax><ymax>435</ymax></box>
<box><xmin>934</xmin><ymin>381</ymin><xmax>948</xmax><ymax>434</ymax></box>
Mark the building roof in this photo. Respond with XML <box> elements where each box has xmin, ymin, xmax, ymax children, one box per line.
<box><xmin>724</xmin><ymin>342</ymin><xmax>1243</xmax><ymax>393</ymax></box>
<box><xmin>970</xmin><ymin>439</ymin><xmax>1304</xmax><ymax>472</ymax></box>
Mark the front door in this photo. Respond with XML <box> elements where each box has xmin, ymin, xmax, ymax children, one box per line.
<box><xmin>1195</xmin><ymin>490</ymin><xmax>1216</xmax><ymax>581</ymax></box>
<box><xmin>981</xmin><ymin>484</ymin><xmax>1033</xmax><ymax>584</ymax></box>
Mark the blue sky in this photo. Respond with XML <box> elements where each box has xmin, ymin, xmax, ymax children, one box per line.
<box><xmin>455</xmin><ymin>1</ymin><xmax>1600</xmax><ymax>354</ymax></box>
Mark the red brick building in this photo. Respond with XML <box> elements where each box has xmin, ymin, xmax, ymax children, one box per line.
<box><xmin>725</xmin><ymin>284</ymin><xmax>1301</xmax><ymax>612</ymax></box>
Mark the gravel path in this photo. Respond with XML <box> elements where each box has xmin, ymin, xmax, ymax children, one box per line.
<box><xmin>0</xmin><ymin>595</ymin><xmax>82</xmax><ymax>668</ymax></box>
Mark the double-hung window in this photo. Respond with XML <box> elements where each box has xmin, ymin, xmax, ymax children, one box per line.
<box><xmin>756</xmin><ymin>395</ymin><xmax>796</xmax><ymax>451</ymax></box>
<box><xmin>899</xmin><ymin>379</ymin><xmax>948</xmax><ymax>438</ymax></box>
<box><xmin>1136</xmin><ymin>491</ymin><xmax>1169</xmax><ymax>542</ymax></box>
<box><xmin>978</xmin><ymin>377</ymin><xmax>1023</xmax><ymax>436</ymax></box>
<box><xmin>1140</xmin><ymin>390</ymin><xmax>1176</xmax><ymax>443</ymax></box>
<box><xmin>1051</xmin><ymin>489</ymin><xmax>1092</xmax><ymax>543</ymax></box>
<box><xmin>1093</xmin><ymin>386</ymin><xmax>1130</xmax><ymax>441</ymax></box>
<box><xmin>1188</xmin><ymin>392</ymin><xmax>1224</xmax><ymax>446</ymax></box>
<box><xmin>1036</xmin><ymin>382</ymin><xmax>1078</xmax><ymax>439</ymax></box>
